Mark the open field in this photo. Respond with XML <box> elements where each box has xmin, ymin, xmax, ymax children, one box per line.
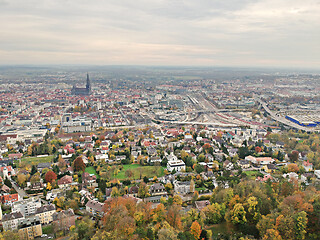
<box><xmin>17</xmin><ymin>155</ymin><xmax>54</xmax><ymax>166</ymax></box>
<box><xmin>85</xmin><ymin>166</ymin><xmax>99</xmax><ymax>179</ymax></box>
<box><xmin>115</xmin><ymin>164</ymin><xmax>165</xmax><ymax>180</ymax></box>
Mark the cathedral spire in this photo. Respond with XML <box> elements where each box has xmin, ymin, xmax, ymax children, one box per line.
<box><xmin>86</xmin><ymin>73</ymin><xmax>91</xmax><ymax>92</ymax></box>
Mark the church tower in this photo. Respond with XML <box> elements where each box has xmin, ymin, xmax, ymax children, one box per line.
<box><xmin>86</xmin><ymin>73</ymin><xmax>91</xmax><ymax>93</ymax></box>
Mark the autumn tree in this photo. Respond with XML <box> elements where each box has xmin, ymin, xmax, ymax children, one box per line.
<box><xmin>138</xmin><ymin>182</ymin><xmax>150</xmax><ymax>200</ymax></box>
<box><xmin>255</xmin><ymin>146</ymin><xmax>262</xmax><ymax>153</ymax></box>
<box><xmin>45</xmin><ymin>170</ymin><xmax>57</xmax><ymax>183</ymax></box>
<box><xmin>166</xmin><ymin>204</ymin><xmax>182</xmax><ymax>230</ymax></box>
<box><xmin>294</xmin><ymin>211</ymin><xmax>308</xmax><ymax>240</ymax></box>
<box><xmin>289</xmin><ymin>150</ymin><xmax>299</xmax><ymax>162</ymax></box>
<box><xmin>58</xmin><ymin>155</ymin><xmax>67</xmax><ymax>172</ymax></box>
<box><xmin>230</xmin><ymin>203</ymin><xmax>247</xmax><ymax>225</ymax></box>
<box><xmin>125</xmin><ymin>169</ymin><xmax>134</xmax><ymax>179</ymax></box>
<box><xmin>17</xmin><ymin>173</ymin><xmax>27</xmax><ymax>187</ymax></box>
<box><xmin>73</xmin><ymin>156</ymin><xmax>86</xmax><ymax>172</ymax></box>
<box><xmin>287</xmin><ymin>163</ymin><xmax>299</xmax><ymax>173</ymax></box>
<box><xmin>30</xmin><ymin>172</ymin><xmax>40</xmax><ymax>184</ymax></box>
<box><xmin>190</xmin><ymin>221</ymin><xmax>202</xmax><ymax>240</ymax></box>
<box><xmin>263</xmin><ymin>229</ymin><xmax>282</xmax><ymax>240</ymax></box>
<box><xmin>203</xmin><ymin>203</ymin><xmax>226</xmax><ymax>224</ymax></box>
<box><xmin>245</xmin><ymin>196</ymin><xmax>261</xmax><ymax>224</ymax></box>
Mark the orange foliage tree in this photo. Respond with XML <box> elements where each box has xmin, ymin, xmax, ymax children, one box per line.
<box><xmin>45</xmin><ymin>170</ymin><xmax>57</xmax><ymax>183</ymax></box>
<box><xmin>190</xmin><ymin>221</ymin><xmax>202</xmax><ymax>239</ymax></box>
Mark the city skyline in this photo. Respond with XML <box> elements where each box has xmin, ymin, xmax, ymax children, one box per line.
<box><xmin>0</xmin><ymin>0</ymin><xmax>320</xmax><ymax>68</ymax></box>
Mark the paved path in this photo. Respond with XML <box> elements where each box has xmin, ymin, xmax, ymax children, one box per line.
<box><xmin>11</xmin><ymin>180</ymin><xmax>28</xmax><ymax>198</ymax></box>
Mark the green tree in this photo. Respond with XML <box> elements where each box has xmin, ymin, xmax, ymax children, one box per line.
<box><xmin>138</xmin><ymin>182</ymin><xmax>150</xmax><ymax>200</ymax></box>
<box><xmin>230</xmin><ymin>203</ymin><xmax>247</xmax><ymax>225</ymax></box>
<box><xmin>294</xmin><ymin>211</ymin><xmax>308</xmax><ymax>240</ymax></box>
<box><xmin>203</xmin><ymin>203</ymin><xmax>226</xmax><ymax>224</ymax></box>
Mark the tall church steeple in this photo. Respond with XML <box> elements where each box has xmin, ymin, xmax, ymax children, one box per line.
<box><xmin>86</xmin><ymin>73</ymin><xmax>91</xmax><ymax>93</ymax></box>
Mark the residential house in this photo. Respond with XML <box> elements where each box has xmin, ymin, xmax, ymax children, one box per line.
<box><xmin>52</xmin><ymin>209</ymin><xmax>76</xmax><ymax>232</ymax></box>
<box><xmin>263</xmin><ymin>164</ymin><xmax>278</xmax><ymax>173</ymax></box>
<box><xmin>86</xmin><ymin>200</ymin><xmax>104</xmax><ymax>217</ymax></box>
<box><xmin>223</xmin><ymin>160</ymin><xmax>233</xmax><ymax>170</ymax></box>
<box><xmin>57</xmin><ymin>175</ymin><xmax>73</xmax><ymax>188</ymax></box>
<box><xmin>128</xmin><ymin>186</ymin><xmax>139</xmax><ymax>198</ymax></box>
<box><xmin>35</xmin><ymin>204</ymin><xmax>56</xmax><ymax>225</ymax></box>
<box><xmin>82</xmin><ymin>172</ymin><xmax>97</xmax><ymax>187</ymax></box>
<box><xmin>245</xmin><ymin>156</ymin><xmax>275</xmax><ymax>165</ymax></box>
<box><xmin>167</xmin><ymin>159</ymin><xmax>185</xmax><ymax>172</ymax></box>
<box><xmin>0</xmin><ymin>193</ymin><xmax>19</xmax><ymax>205</ymax></box>
<box><xmin>18</xmin><ymin>216</ymin><xmax>42</xmax><ymax>240</ymax></box>
<box><xmin>2</xmin><ymin>212</ymin><xmax>24</xmax><ymax>231</ymax></box>
<box><xmin>149</xmin><ymin>183</ymin><xmax>167</xmax><ymax>196</ymax></box>
<box><xmin>149</xmin><ymin>156</ymin><xmax>162</xmax><ymax>164</ymax></box>
<box><xmin>237</xmin><ymin>160</ymin><xmax>251</xmax><ymax>169</ymax></box>
<box><xmin>12</xmin><ymin>198</ymin><xmax>42</xmax><ymax>217</ymax></box>
<box><xmin>314</xmin><ymin>170</ymin><xmax>320</xmax><ymax>179</ymax></box>
<box><xmin>303</xmin><ymin>160</ymin><xmax>313</xmax><ymax>172</ymax></box>
<box><xmin>0</xmin><ymin>165</ymin><xmax>15</xmax><ymax>179</ymax></box>
<box><xmin>173</xmin><ymin>181</ymin><xmax>191</xmax><ymax>195</ymax></box>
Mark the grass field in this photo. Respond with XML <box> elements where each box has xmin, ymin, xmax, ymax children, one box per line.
<box><xmin>115</xmin><ymin>164</ymin><xmax>165</xmax><ymax>180</ymax></box>
<box><xmin>243</xmin><ymin>170</ymin><xmax>263</xmax><ymax>178</ymax></box>
<box><xmin>85</xmin><ymin>166</ymin><xmax>99</xmax><ymax>179</ymax></box>
<box><xmin>18</xmin><ymin>155</ymin><xmax>54</xmax><ymax>166</ymax></box>
<box><xmin>42</xmin><ymin>225</ymin><xmax>54</xmax><ymax>234</ymax></box>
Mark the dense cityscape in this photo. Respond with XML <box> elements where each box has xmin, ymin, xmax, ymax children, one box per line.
<box><xmin>0</xmin><ymin>66</ymin><xmax>319</xmax><ymax>239</ymax></box>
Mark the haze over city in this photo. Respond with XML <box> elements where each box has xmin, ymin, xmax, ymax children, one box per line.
<box><xmin>1</xmin><ymin>0</ymin><xmax>320</xmax><ymax>68</ymax></box>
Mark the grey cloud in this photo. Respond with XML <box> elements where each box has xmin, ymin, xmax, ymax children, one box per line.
<box><xmin>0</xmin><ymin>0</ymin><xmax>319</xmax><ymax>68</ymax></box>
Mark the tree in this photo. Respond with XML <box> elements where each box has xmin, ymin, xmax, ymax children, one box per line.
<box><xmin>165</xmin><ymin>182</ymin><xmax>173</xmax><ymax>193</ymax></box>
<box><xmin>190</xmin><ymin>179</ymin><xmax>195</xmax><ymax>193</ymax></box>
<box><xmin>31</xmin><ymin>165</ymin><xmax>37</xmax><ymax>175</ymax></box>
<box><xmin>17</xmin><ymin>173</ymin><xmax>27</xmax><ymax>187</ymax></box>
<box><xmin>190</xmin><ymin>221</ymin><xmax>202</xmax><ymax>240</ymax></box>
<box><xmin>194</xmin><ymin>164</ymin><xmax>205</xmax><ymax>174</ymax></box>
<box><xmin>74</xmin><ymin>156</ymin><xmax>86</xmax><ymax>172</ymax></box>
<box><xmin>255</xmin><ymin>146</ymin><xmax>262</xmax><ymax>153</ymax></box>
<box><xmin>294</xmin><ymin>211</ymin><xmax>308</xmax><ymax>240</ymax></box>
<box><xmin>58</xmin><ymin>155</ymin><xmax>67</xmax><ymax>172</ymax></box>
<box><xmin>1</xmin><ymin>230</ymin><xmax>20</xmax><ymax>240</ymax></box>
<box><xmin>45</xmin><ymin>170</ymin><xmax>57</xmax><ymax>183</ymax></box>
<box><xmin>230</xmin><ymin>203</ymin><xmax>247</xmax><ymax>225</ymax></box>
<box><xmin>289</xmin><ymin>150</ymin><xmax>299</xmax><ymax>162</ymax></box>
<box><xmin>203</xmin><ymin>203</ymin><xmax>226</xmax><ymax>224</ymax></box>
<box><xmin>158</xmin><ymin>226</ymin><xmax>178</xmax><ymax>240</ymax></box>
<box><xmin>153</xmin><ymin>203</ymin><xmax>166</xmax><ymax>223</ymax></box>
<box><xmin>166</xmin><ymin>204</ymin><xmax>182</xmax><ymax>230</ymax></box>
<box><xmin>111</xmin><ymin>187</ymin><xmax>120</xmax><ymax>197</ymax></box>
<box><xmin>138</xmin><ymin>182</ymin><xmax>150</xmax><ymax>200</ymax></box>
<box><xmin>47</xmin><ymin>182</ymin><xmax>52</xmax><ymax>190</ymax></box>
<box><xmin>30</xmin><ymin>172</ymin><xmax>40</xmax><ymax>184</ymax></box>
<box><xmin>125</xmin><ymin>169</ymin><xmax>134</xmax><ymax>179</ymax></box>
<box><xmin>4</xmin><ymin>177</ymin><xmax>12</xmax><ymax>188</ymax></box>
<box><xmin>75</xmin><ymin>216</ymin><xmax>95</xmax><ymax>240</ymax></box>
<box><xmin>263</xmin><ymin>229</ymin><xmax>282</xmax><ymax>240</ymax></box>
<box><xmin>275</xmin><ymin>214</ymin><xmax>294</xmax><ymax>240</ymax></box>
<box><xmin>245</xmin><ymin>196</ymin><xmax>261</xmax><ymax>224</ymax></box>
<box><xmin>287</xmin><ymin>163</ymin><xmax>299</xmax><ymax>173</ymax></box>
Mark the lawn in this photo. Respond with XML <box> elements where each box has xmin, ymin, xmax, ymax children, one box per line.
<box><xmin>18</xmin><ymin>155</ymin><xmax>54</xmax><ymax>166</ymax></box>
<box><xmin>243</xmin><ymin>170</ymin><xmax>263</xmax><ymax>178</ymax></box>
<box><xmin>85</xmin><ymin>166</ymin><xmax>99</xmax><ymax>179</ymax></box>
<box><xmin>115</xmin><ymin>164</ymin><xmax>165</xmax><ymax>180</ymax></box>
<box><xmin>42</xmin><ymin>224</ymin><xmax>54</xmax><ymax>234</ymax></box>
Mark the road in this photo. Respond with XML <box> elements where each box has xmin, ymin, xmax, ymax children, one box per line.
<box><xmin>10</xmin><ymin>180</ymin><xmax>28</xmax><ymax>198</ymax></box>
<box><xmin>256</xmin><ymin>97</ymin><xmax>316</xmax><ymax>132</ymax></box>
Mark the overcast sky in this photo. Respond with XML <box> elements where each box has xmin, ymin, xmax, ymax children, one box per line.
<box><xmin>0</xmin><ymin>0</ymin><xmax>320</xmax><ymax>68</ymax></box>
